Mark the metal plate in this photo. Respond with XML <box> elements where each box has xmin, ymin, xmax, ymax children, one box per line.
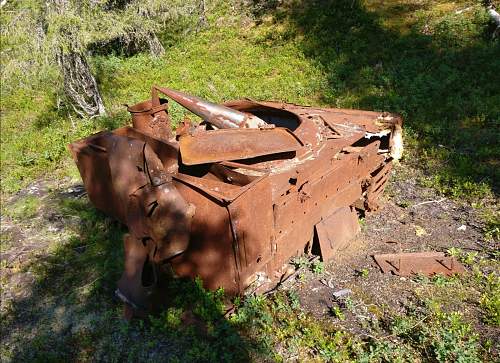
<box><xmin>315</xmin><ymin>207</ymin><xmax>360</xmax><ymax>263</ymax></box>
<box><xmin>179</xmin><ymin>128</ymin><xmax>303</xmax><ymax>165</ymax></box>
<box><xmin>373</xmin><ymin>252</ymin><xmax>466</xmax><ymax>276</ymax></box>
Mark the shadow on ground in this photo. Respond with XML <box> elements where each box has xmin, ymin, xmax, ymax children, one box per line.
<box><xmin>0</xmin><ymin>188</ymin><xmax>263</xmax><ymax>362</ymax></box>
<box><xmin>2</xmin><ymin>2</ymin><xmax>499</xmax><ymax>361</ymax></box>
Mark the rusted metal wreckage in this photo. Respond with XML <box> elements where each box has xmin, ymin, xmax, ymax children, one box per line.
<box><xmin>69</xmin><ymin>85</ymin><xmax>404</xmax><ymax>315</ymax></box>
<box><xmin>373</xmin><ymin>252</ymin><xmax>465</xmax><ymax>277</ymax></box>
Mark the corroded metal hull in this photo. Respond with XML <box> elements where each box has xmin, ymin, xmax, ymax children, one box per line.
<box><xmin>69</xmin><ymin>86</ymin><xmax>403</xmax><ymax>315</ymax></box>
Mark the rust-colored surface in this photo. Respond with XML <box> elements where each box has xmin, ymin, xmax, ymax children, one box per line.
<box><xmin>69</xmin><ymin>85</ymin><xmax>403</xmax><ymax>316</ymax></box>
<box><xmin>373</xmin><ymin>252</ymin><xmax>466</xmax><ymax>276</ymax></box>
<box><xmin>315</xmin><ymin>207</ymin><xmax>360</xmax><ymax>262</ymax></box>
<box><xmin>127</xmin><ymin>86</ymin><xmax>173</xmax><ymax>141</ymax></box>
<box><xmin>179</xmin><ymin>127</ymin><xmax>302</xmax><ymax>165</ymax></box>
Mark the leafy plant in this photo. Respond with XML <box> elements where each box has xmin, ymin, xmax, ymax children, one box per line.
<box><xmin>480</xmin><ymin>273</ymin><xmax>500</xmax><ymax>326</ymax></box>
<box><xmin>357</xmin><ymin>268</ymin><xmax>369</xmax><ymax>278</ymax></box>
<box><xmin>329</xmin><ymin>305</ymin><xmax>345</xmax><ymax>320</ymax></box>
<box><xmin>312</xmin><ymin>260</ymin><xmax>325</xmax><ymax>274</ymax></box>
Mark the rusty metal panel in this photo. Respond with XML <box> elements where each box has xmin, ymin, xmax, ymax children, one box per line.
<box><xmin>373</xmin><ymin>252</ymin><xmax>466</xmax><ymax>276</ymax></box>
<box><xmin>366</xmin><ymin>162</ymin><xmax>393</xmax><ymax>211</ymax></box>
<box><xmin>117</xmin><ymin>234</ymin><xmax>157</xmax><ymax>311</ymax></box>
<box><xmin>272</xmin><ymin>181</ymin><xmax>362</xmax><ymax>270</ymax></box>
<box><xmin>170</xmin><ymin>178</ymin><xmax>240</xmax><ymax>293</ymax></box>
<box><xmin>179</xmin><ymin>128</ymin><xmax>303</xmax><ymax>165</ymax></box>
<box><xmin>113</xmin><ymin>126</ymin><xmax>179</xmax><ymax>174</ymax></box>
<box><xmin>69</xmin><ymin>135</ymin><xmax>127</xmax><ymax>223</ymax></box>
<box><xmin>315</xmin><ymin>207</ymin><xmax>360</xmax><ymax>263</ymax></box>
<box><xmin>227</xmin><ymin>176</ymin><xmax>274</xmax><ymax>289</ymax></box>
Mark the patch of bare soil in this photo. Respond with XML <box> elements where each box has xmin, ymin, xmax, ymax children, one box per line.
<box><xmin>0</xmin><ymin>178</ymin><xmax>87</xmax><ymax>309</ymax></box>
<box><xmin>293</xmin><ymin>165</ymin><xmax>497</xmax><ymax>343</ymax></box>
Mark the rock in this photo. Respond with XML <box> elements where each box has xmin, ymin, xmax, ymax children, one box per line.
<box><xmin>332</xmin><ymin>288</ymin><xmax>352</xmax><ymax>299</ymax></box>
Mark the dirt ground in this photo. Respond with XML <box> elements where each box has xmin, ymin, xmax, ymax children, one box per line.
<box><xmin>297</xmin><ymin>168</ymin><xmax>485</xmax><ymax>314</ymax></box>
<box><xmin>291</xmin><ymin>166</ymin><xmax>499</xmax><ymax>349</ymax></box>
<box><xmin>0</xmin><ymin>165</ymin><xmax>498</xmax><ymax>361</ymax></box>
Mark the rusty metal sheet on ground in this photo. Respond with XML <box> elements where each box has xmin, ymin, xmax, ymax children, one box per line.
<box><xmin>373</xmin><ymin>252</ymin><xmax>466</xmax><ymax>276</ymax></box>
<box><xmin>179</xmin><ymin>128</ymin><xmax>303</xmax><ymax>165</ymax></box>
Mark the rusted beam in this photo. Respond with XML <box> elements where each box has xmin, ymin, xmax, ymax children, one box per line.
<box><xmin>154</xmin><ymin>86</ymin><xmax>267</xmax><ymax>129</ymax></box>
<box><xmin>179</xmin><ymin>127</ymin><xmax>303</xmax><ymax>165</ymax></box>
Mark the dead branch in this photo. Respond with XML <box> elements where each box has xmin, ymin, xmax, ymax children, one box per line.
<box><xmin>196</xmin><ymin>0</ymin><xmax>208</xmax><ymax>32</ymax></box>
<box><xmin>49</xmin><ymin>0</ymin><xmax>106</xmax><ymax>117</ymax></box>
<box><xmin>145</xmin><ymin>32</ymin><xmax>165</xmax><ymax>57</ymax></box>
<box><xmin>412</xmin><ymin>198</ymin><xmax>446</xmax><ymax>207</ymax></box>
<box><xmin>57</xmin><ymin>51</ymin><xmax>106</xmax><ymax>117</ymax></box>
<box><xmin>455</xmin><ymin>6</ymin><xmax>472</xmax><ymax>15</ymax></box>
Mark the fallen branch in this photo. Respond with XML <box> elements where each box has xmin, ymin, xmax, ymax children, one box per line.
<box><xmin>455</xmin><ymin>6</ymin><xmax>472</xmax><ymax>14</ymax></box>
<box><xmin>412</xmin><ymin>197</ymin><xmax>446</xmax><ymax>207</ymax></box>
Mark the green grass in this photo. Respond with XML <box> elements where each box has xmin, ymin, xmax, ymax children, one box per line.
<box><xmin>1</xmin><ymin>190</ymin><xmax>498</xmax><ymax>361</ymax></box>
<box><xmin>1</xmin><ymin>0</ymin><xmax>498</xmax><ymax>202</ymax></box>
<box><xmin>0</xmin><ymin>0</ymin><xmax>325</xmax><ymax>195</ymax></box>
<box><xmin>3</xmin><ymin>195</ymin><xmax>41</xmax><ymax>219</ymax></box>
<box><xmin>286</xmin><ymin>0</ymin><xmax>499</xmax><ymax>201</ymax></box>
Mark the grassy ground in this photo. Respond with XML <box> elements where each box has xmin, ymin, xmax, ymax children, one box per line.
<box><xmin>1</xmin><ymin>168</ymin><xmax>498</xmax><ymax>361</ymax></box>
<box><xmin>1</xmin><ymin>0</ymin><xmax>499</xmax><ymax>362</ymax></box>
<box><xmin>1</xmin><ymin>0</ymin><xmax>499</xmax><ymax>199</ymax></box>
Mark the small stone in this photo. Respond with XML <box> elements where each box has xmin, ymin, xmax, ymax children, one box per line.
<box><xmin>332</xmin><ymin>288</ymin><xmax>352</xmax><ymax>298</ymax></box>
<box><xmin>457</xmin><ymin>225</ymin><xmax>467</xmax><ymax>231</ymax></box>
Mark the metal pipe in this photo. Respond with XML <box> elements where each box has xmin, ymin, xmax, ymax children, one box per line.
<box><xmin>154</xmin><ymin>86</ymin><xmax>266</xmax><ymax>129</ymax></box>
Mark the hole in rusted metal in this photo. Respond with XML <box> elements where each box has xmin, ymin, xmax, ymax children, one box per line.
<box><xmin>304</xmin><ymin>241</ymin><xmax>311</xmax><ymax>254</ymax></box>
<box><xmin>141</xmin><ymin>237</ymin><xmax>151</xmax><ymax>247</ymax></box>
<box><xmin>141</xmin><ymin>255</ymin><xmax>155</xmax><ymax>287</ymax></box>
<box><xmin>311</xmin><ymin>229</ymin><xmax>321</xmax><ymax>257</ymax></box>
<box><xmin>244</xmin><ymin>107</ymin><xmax>301</xmax><ymax>131</ymax></box>
<box><xmin>146</xmin><ymin>201</ymin><xmax>158</xmax><ymax>217</ymax></box>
